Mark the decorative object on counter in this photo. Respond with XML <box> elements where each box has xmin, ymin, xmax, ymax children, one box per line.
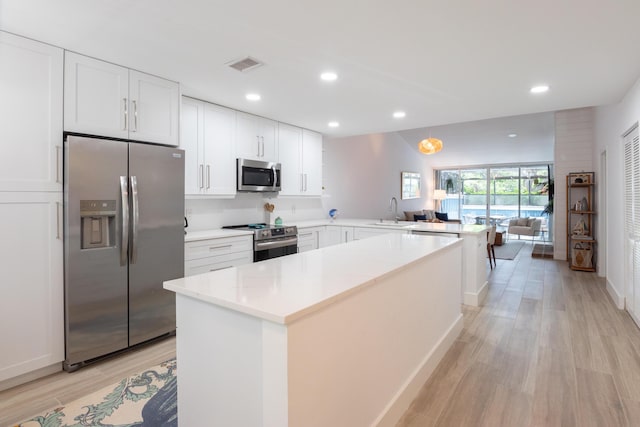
<box><xmin>15</xmin><ymin>359</ymin><xmax>177</xmax><ymax>427</ymax></box>
<box><xmin>264</xmin><ymin>202</ymin><xmax>275</xmax><ymax>224</ymax></box>
<box><xmin>329</xmin><ymin>208</ymin><xmax>338</xmax><ymax>221</ymax></box>
<box><xmin>274</xmin><ymin>216</ymin><xmax>283</xmax><ymax>226</ymax></box>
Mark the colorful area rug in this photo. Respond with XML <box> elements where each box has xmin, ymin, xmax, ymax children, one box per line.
<box><xmin>493</xmin><ymin>241</ymin><xmax>525</xmax><ymax>260</ymax></box>
<box><xmin>16</xmin><ymin>359</ymin><xmax>176</xmax><ymax>427</ymax></box>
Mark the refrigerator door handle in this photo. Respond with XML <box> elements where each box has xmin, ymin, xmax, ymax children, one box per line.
<box><xmin>120</xmin><ymin>176</ymin><xmax>129</xmax><ymax>266</ymax></box>
<box><xmin>130</xmin><ymin>175</ymin><xmax>139</xmax><ymax>264</ymax></box>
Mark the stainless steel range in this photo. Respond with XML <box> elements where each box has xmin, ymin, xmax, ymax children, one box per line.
<box><xmin>223</xmin><ymin>223</ymin><xmax>298</xmax><ymax>262</ymax></box>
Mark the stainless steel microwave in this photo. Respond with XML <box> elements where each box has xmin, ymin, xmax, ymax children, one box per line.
<box><xmin>237</xmin><ymin>158</ymin><xmax>281</xmax><ymax>192</ymax></box>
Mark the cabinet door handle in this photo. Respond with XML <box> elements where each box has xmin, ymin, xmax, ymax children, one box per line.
<box><xmin>261</xmin><ymin>136</ymin><xmax>265</xmax><ymax>157</ymax></box>
<box><xmin>55</xmin><ymin>145</ymin><xmax>62</xmax><ymax>184</ymax></box>
<box><xmin>56</xmin><ymin>201</ymin><xmax>61</xmax><ymax>239</ymax></box>
<box><xmin>132</xmin><ymin>100</ymin><xmax>138</xmax><ymax>132</ymax></box>
<box><xmin>123</xmin><ymin>98</ymin><xmax>128</xmax><ymax>130</ymax></box>
<box><xmin>209</xmin><ymin>244</ymin><xmax>232</xmax><ymax>250</ymax></box>
<box><xmin>256</xmin><ymin>136</ymin><xmax>261</xmax><ymax>157</ymax></box>
<box><xmin>304</xmin><ymin>173</ymin><xmax>308</xmax><ymax>191</ymax></box>
<box><xmin>206</xmin><ymin>165</ymin><xmax>211</xmax><ymax>189</ymax></box>
<box><xmin>199</xmin><ymin>164</ymin><xmax>204</xmax><ymax>189</ymax></box>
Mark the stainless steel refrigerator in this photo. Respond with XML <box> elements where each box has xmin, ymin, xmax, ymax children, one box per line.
<box><xmin>63</xmin><ymin>135</ymin><xmax>184</xmax><ymax>371</ymax></box>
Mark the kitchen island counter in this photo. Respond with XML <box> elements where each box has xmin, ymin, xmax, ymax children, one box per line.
<box><xmin>164</xmin><ymin>233</ymin><xmax>463</xmax><ymax>427</ymax></box>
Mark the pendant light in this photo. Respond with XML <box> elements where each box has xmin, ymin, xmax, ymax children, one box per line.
<box><xmin>418</xmin><ymin>137</ymin><xmax>443</xmax><ymax>155</ymax></box>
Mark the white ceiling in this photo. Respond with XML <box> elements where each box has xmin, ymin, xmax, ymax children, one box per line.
<box><xmin>2</xmin><ymin>0</ymin><xmax>640</xmax><ymax>138</ymax></box>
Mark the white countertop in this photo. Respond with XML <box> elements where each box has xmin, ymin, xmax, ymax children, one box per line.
<box><xmin>166</xmin><ymin>233</ymin><xmax>462</xmax><ymax>325</ymax></box>
<box><xmin>294</xmin><ymin>218</ymin><xmax>489</xmax><ymax>235</ymax></box>
<box><xmin>184</xmin><ymin>218</ymin><xmax>488</xmax><ymax>242</ymax></box>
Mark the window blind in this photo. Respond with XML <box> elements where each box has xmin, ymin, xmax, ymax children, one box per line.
<box><xmin>624</xmin><ymin>124</ymin><xmax>640</xmax><ymax>320</ymax></box>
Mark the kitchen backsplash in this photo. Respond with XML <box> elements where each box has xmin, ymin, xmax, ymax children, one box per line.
<box><xmin>185</xmin><ymin>194</ymin><xmax>327</xmax><ymax>230</ymax></box>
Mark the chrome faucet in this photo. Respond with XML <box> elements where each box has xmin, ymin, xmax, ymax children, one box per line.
<box><xmin>389</xmin><ymin>197</ymin><xmax>399</xmax><ymax>223</ymax></box>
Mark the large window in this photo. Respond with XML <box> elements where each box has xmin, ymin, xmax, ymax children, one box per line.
<box><xmin>435</xmin><ymin>164</ymin><xmax>552</xmax><ymax>230</ymax></box>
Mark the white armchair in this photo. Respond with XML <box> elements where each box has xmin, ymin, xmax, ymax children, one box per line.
<box><xmin>507</xmin><ymin>217</ymin><xmax>542</xmax><ymax>241</ymax></box>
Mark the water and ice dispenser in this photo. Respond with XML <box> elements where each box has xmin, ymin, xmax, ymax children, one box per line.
<box><xmin>80</xmin><ymin>200</ymin><xmax>116</xmax><ymax>249</ymax></box>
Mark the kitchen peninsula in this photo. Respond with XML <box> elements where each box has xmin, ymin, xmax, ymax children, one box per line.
<box><xmin>165</xmin><ymin>233</ymin><xmax>463</xmax><ymax>427</ymax></box>
<box><xmin>295</xmin><ymin>219</ymin><xmax>490</xmax><ymax>306</ymax></box>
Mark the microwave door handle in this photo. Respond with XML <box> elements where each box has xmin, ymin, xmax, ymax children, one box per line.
<box><xmin>272</xmin><ymin>166</ymin><xmax>277</xmax><ymax>190</ymax></box>
<box><xmin>119</xmin><ymin>176</ymin><xmax>129</xmax><ymax>266</ymax></box>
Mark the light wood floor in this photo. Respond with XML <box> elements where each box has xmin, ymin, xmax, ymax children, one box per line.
<box><xmin>3</xmin><ymin>243</ymin><xmax>640</xmax><ymax>426</ymax></box>
<box><xmin>397</xmin><ymin>243</ymin><xmax>640</xmax><ymax>427</ymax></box>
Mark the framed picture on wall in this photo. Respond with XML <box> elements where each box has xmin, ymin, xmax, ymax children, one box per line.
<box><xmin>401</xmin><ymin>171</ymin><xmax>421</xmax><ymax>199</ymax></box>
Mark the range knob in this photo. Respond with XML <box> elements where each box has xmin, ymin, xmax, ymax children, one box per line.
<box><xmin>260</xmin><ymin>230</ymin><xmax>271</xmax><ymax>238</ymax></box>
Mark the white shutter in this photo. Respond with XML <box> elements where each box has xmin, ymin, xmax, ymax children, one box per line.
<box><xmin>624</xmin><ymin>124</ymin><xmax>640</xmax><ymax>323</ymax></box>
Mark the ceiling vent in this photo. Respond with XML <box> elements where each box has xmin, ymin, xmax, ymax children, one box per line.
<box><xmin>227</xmin><ymin>56</ymin><xmax>264</xmax><ymax>72</ymax></box>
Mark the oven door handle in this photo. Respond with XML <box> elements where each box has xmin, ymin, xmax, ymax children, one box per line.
<box><xmin>255</xmin><ymin>236</ymin><xmax>298</xmax><ymax>251</ymax></box>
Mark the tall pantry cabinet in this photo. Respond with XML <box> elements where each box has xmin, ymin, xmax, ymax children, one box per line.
<box><xmin>0</xmin><ymin>32</ymin><xmax>64</xmax><ymax>384</ymax></box>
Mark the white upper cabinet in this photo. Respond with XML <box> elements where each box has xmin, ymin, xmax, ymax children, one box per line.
<box><xmin>64</xmin><ymin>52</ymin><xmax>180</xmax><ymax>146</ymax></box>
<box><xmin>129</xmin><ymin>70</ymin><xmax>180</xmax><ymax>145</ymax></box>
<box><xmin>64</xmin><ymin>52</ymin><xmax>128</xmax><ymax>139</ymax></box>
<box><xmin>236</xmin><ymin>112</ymin><xmax>277</xmax><ymax>162</ymax></box>
<box><xmin>278</xmin><ymin>123</ymin><xmax>303</xmax><ymax>196</ymax></box>
<box><xmin>278</xmin><ymin>125</ymin><xmax>323</xmax><ymax>196</ymax></box>
<box><xmin>302</xmin><ymin>129</ymin><xmax>323</xmax><ymax>196</ymax></box>
<box><xmin>181</xmin><ymin>97</ymin><xmax>204</xmax><ymax>195</ymax></box>
<box><xmin>0</xmin><ymin>32</ymin><xmax>63</xmax><ymax>192</ymax></box>
<box><xmin>203</xmin><ymin>102</ymin><xmax>237</xmax><ymax>195</ymax></box>
<box><xmin>181</xmin><ymin>97</ymin><xmax>236</xmax><ymax>197</ymax></box>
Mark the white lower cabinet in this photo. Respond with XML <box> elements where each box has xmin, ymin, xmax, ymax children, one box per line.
<box><xmin>0</xmin><ymin>192</ymin><xmax>63</xmax><ymax>384</ymax></box>
<box><xmin>185</xmin><ymin>235</ymin><xmax>253</xmax><ymax>276</ymax></box>
<box><xmin>297</xmin><ymin>226</ymin><xmax>324</xmax><ymax>252</ymax></box>
<box><xmin>323</xmin><ymin>226</ymin><xmax>355</xmax><ymax>246</ymax></box>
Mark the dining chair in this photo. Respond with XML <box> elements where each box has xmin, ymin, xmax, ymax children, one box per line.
<box><xmin>487</xmin><ymin>225</ymin><xmax>497</xmax><ymax>269</ymax></box>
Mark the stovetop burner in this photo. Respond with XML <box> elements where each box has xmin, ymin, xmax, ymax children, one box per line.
<box><xmin>222</xmin><ymin>223</ymin><xmax>298</xmax><ymax>241</ymax></box>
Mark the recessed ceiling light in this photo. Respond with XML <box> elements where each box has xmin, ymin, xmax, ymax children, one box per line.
<box><xmin>393</xmin><ymin>111</ymin><xmax>406</xmax><ymax>119</ymax></box>
<box><xmin>508</xmin><ymin>133</ymin><xmax>518</xmax><ymax>138</ymax></box>
<box><xmin>328</xmin><ymin>121</ymin><xmax>340</xmax><ymax>128</ymax></box>
<box><xmin>246</xmin><ymin>93</ymin><xmax>261</xmax><ymax>101</ymax></box>
<box><xmin>320</xmin><ymin>72</ymin><xmax>338</xmax><ymax>81</ymax></box>
<box><xmin>530</xmin><ymin>85</ymin><xmax>549</xmax><ymax>94</ymax></box>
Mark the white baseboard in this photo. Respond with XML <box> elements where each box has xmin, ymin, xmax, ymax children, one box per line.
<box><xmin>606</xmin><ymin>278</ymin><xmax>625</xmax><ymax>309</ymax></box>
<box><xmin>464</xmin><ymin>280</ymin><xmax>488</xmax><ymax>306</ymax></box>
<box><xmin>374</xmin><ymin>314</ymin><xmax>464</xmax><ymax>427</ymax></box>
<box><xmin>0</xmin><ymin>362</ymin><xmax>61</xmax><ymax>392</ymax></box>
